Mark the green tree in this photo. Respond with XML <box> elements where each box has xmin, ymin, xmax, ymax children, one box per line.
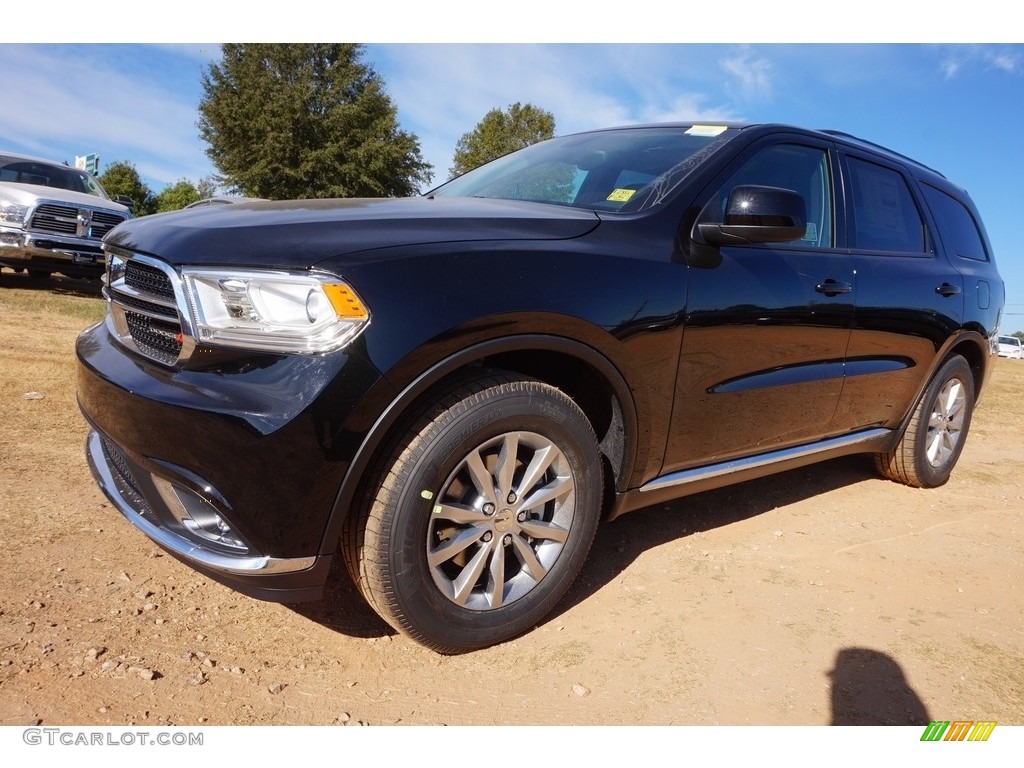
<box><xmin>197</xmin><ymin>175</ymin><xmax>219</xmax><ymax>199</ymax></box>
<box><xmin>198</xmin><ymin>44</ymin><xmax>432</xmax><ymax>199</ymax></box>
<box><xmin>99</xmin><ymin>161</ymin><xmax>154</xmax><ymax>215</ymax></box>
<box><xmin>1012</xmin><ymin>330</ymin><xmax>1024</xmax><ymax>342</ymax></box>
<box><xmin>449</xmin><ymin>102</ymin><xmax>556</xmax><ymax>179</ymax></box>
<box><xmin>154</xmin><ymin>179</ymin><xmax>201</xmax><ymax>213</ymax></box>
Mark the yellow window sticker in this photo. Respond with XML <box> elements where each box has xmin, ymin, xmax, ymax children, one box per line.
<box><xmin>606</xmin><ymin>188</ymin><xmax>636</xmax><ymax>202</ymax></box>
<box><xmin>685</xmin><ymin>125</ymin><xmax>728</xmax><ymax>137</ymax></box>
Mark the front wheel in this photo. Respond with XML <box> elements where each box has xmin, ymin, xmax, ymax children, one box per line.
<box><xmin>875</xmin><ymin>354</ymin><xmax>975</xmax><ymax>488</ymax></box>
<box><xmin>345</xmin><ymin>373</ymin><xmax>603</xmax><ymax>652</ymax></box>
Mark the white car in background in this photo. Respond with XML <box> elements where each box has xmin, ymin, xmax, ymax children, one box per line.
<box><xmin>998</xmin><ymin>335</ymin><xmax>1023</xmax><ymax>359</ymax></box>
<box><xmin>0</xmin><ymin>151</ymin><xmax>131</xmax><ymax>279</ymax></box>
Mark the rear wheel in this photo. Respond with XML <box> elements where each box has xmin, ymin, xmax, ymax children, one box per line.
<box><xmin>875</xmin><ymin>355</ymin><xmax>975</xmax><ymax>488</ymax></box>
<box><xmin>344</xmin><ymin>373</ymin><xmax>603</xmax><ymax>652</ymax></box>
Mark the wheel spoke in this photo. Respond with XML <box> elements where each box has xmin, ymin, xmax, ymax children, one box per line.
<box><xmin>486</xmin><ymin>542</ymin><xmax>506</xmax><ymax>608</ymax></box>
<box><xmin>428</xmin><ymin>525</ymin><xmax>486</xmax><ymax>568</ymax></box>
<box><xmin>465</xmin><ymin>448</ymin><xmax>498</xmax><ymax>508</ymax></box>
<box><xmin>511</xmin><ymin>534</ymin><xmax>547</xmax><ymax>582</ymax></box>
<box><xmin>519</xmin><ymin>518</ymin><xmax>569</xmax><ymax>543</ymax></box>
<box><xmin>518</xmin><ymin>474</ymin><xmax>573</xmax><ymax>512</ymax></box>
<box><xmin>451</xmin><ymin>540</ymin><xmax>493</xmax><ymax>606</ymax></box>
<box><xmin>434</xmin><ymin>502</ymin><xmax>487</xmax><ymax>525</ymax></box>
<box><xmin>494</xmin><ymin>432</ymin><xmax>519</xmax><ymax>499</ymax></box>
<box><xmin>516</xmin><ymin>444</ymin><xmax>557</xmax><ymax>498</ymax></box>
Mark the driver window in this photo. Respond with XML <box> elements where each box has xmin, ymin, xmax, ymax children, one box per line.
<box><xmin>710</xmin><ymin>144</ymin><xmax>833</xmax><ymax>248</ymax></box>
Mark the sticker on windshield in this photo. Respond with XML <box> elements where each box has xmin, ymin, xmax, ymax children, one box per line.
<box><xmin>685</xmin><ymin>125</ymin><xmax>728</xmax><ymax>137</ymax></box>
<box><xmin>606</xmin><ymin>188</ymin><xmax>637</xmax><ymax>202</ymax></box>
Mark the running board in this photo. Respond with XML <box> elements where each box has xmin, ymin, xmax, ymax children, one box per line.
<box><xmin>610</xmin><ymin>428</ymin><xmax>892</xmax><ymax>519</ymax></box>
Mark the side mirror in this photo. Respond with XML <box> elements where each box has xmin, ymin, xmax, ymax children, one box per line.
<box><xmin>695</xmin><ymin>185</ymin><xmax>806</xmax><ymax>247</ymax></box>
<box><xmin>114</xmin><ymin>195</ymin><xmax>135</xmax><ymax>209</ymax></box>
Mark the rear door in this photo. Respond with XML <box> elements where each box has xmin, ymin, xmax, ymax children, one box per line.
<box><xmin>832</xmin><ymin>153</ymin><xmax>965</xmax><ymax>431</ymax></box>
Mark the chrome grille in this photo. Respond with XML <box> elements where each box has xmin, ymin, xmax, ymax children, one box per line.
<box><xmin>28</xmin><ymin>202</ymin><xmax>128</xmax><ymax>239</ymax></box>
<box><xmin>30</xmin><ymin>204</ymin><xmax>78</xmax><ymax>235</ymax></box>
<box><xmin>90</xmin><ymin>211</ymin><xmax>125</xmax><ymax>238</ymax></box>
<box><xmin>106</xmin><ymin>253</ymin><xmax>190</xmax><ymax>367</ymax></box>
<box><xmin>125</xmin><ymin>312</ymin><xmax>182</xmax><ymax>364</ymax></box>
<box><xmin>126</xmin><ymin>260</ymin><xmax>176</xmax><ymax>300</ymax></box>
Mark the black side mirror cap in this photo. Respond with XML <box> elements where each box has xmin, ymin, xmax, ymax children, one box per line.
<box><xmin>696</xmin><ymin>185</ymin><xmax>807</xmax><ymax>247</ymax></box>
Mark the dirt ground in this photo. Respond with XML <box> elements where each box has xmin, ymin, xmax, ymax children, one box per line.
<box><xmin>1</xmin><ymin>270</ymin><xmax>1022</xmax><ymax>728</ymax></box>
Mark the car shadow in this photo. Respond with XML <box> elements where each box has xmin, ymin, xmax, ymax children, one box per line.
<box><xmin>0</xmin><ymin>267</ymin><xmax>103</xmax><ymax>298</ymax></box>
<box><xmin>557</xmin><ymin>454</ymin><xmax>881</xmax><ymax>618</ymax></box>
<box><xmin>293</xmin><ymin>453</ymin><xmax>881</xmax><ymax>645</ymax></box>
<box><xmin>288</xmin><ymin>557</ymin><xmax>396</xmax><ymax>640</ymax></box>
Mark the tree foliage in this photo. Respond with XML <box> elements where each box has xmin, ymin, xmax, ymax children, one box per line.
<box><xmin>99</xmin><ymin>161</ymin><xmax>154</xmax><ymax>216</ymax></box>
<box><xmin>449</xmin><ymin>102</ymin><xmax>556</xmax><ymax>179</ymax></box>
<box><xmin>154</xmin><ymin>179</ymin><xmax>201</xmax><ymax>213</ymax></box>
<box><xmin>198</xmin><ymin>44</ymin><xmax>432</xmax><ymax>199</ymax></box>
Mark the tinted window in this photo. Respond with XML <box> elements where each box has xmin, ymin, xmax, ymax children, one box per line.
<box><xmin>847</xmin><ymin>157</ymin><xmax>926</xmax><ymax>253</ymax></box>
<box><xmin>0</xmin><ymin>155</ymin><xmax>109</xmax><ymax>199</ymax></box>
<box><xmin>921</xmin><ymin>184</ymin><xmax>989</xmax><ymax>262</ymax></box>
<box><xmin>704</xmin><ymin>143</ymin><xmax>833</xmax><ymax>248</ymax></box>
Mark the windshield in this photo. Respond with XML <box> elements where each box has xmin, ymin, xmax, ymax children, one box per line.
<box><xmin>0</xmin><ymin>155</ymin><xmax>111</xmax><ymax>199</ymax></box>
<box><xmin>430</xmin><ymin>125</ymin><xmax>738</xmax><ymax>213</ymax></box>
<box><xmin>999</xmin><ymin>336</ymin><xmax>1020</xmax><ymax>346</ymax></box>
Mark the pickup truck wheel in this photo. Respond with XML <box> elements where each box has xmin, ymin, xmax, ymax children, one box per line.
<box><xmin>346</xmin><ymin>373</ymin><xmax>603</xmax><ymax>653</ymax></box>
<box><xmin>875</xmin><ymin>355</ymin><xmax>974</xmax><ymax>488</ymax></box>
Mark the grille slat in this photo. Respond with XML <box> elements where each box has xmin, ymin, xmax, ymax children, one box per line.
<box><xmin>125</xmin><ymin>260</ymin><xmax>176</xmax><ymax>300</ymax></box>
<box><xmin>108</xmin><ymin>256</ymin><xmax>186</xmax><ymax>366</ymax></box>
<box><xmin>30</xmin><ymin>204</ymin><xmax>78</xmax><ymax>235</ymax></box>
<box><xmin>125</xmin><ymin>312</ymin><xmax>182</xmax><ymax>364</ymax></box>
<box><xmin>28</xmin><ymin>202</ymin><xmax>128</xmax><ymax>239</ymax></box>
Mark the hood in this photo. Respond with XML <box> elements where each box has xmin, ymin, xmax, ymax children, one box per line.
<box><xmin>0</xmin><ymin>181</ymin><xmax>130</xmax><ymax>214</ymax></box>
<box><xmin>104</xmin><ymin>197</ymin><xmax>601</xmax><ymax>268</ymax></box>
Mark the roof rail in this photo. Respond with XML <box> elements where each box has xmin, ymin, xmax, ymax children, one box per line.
<box><xmin>819</xmin><ymin>130</ymin><xmax>945</xmax><ymax>178</ymax></box>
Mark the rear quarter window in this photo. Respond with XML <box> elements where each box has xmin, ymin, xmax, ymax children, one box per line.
<box><xmin>920</xmin><ymin>184</ymin><xmax>990</xmax><ymax>262</ymax></box>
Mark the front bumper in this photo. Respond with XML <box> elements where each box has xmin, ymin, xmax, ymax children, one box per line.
<box><xmin>76</xmin><ymin>319</ymin><xmax>390</xmax><ymax>601</ymax></box>
<box><xmin>0</xmin><ymin>226</ymin><xmax>105</xmax><ymax>276</ymax></box>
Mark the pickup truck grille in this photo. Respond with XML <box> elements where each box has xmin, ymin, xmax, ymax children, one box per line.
<box><xmin>29</xmin><ymin>202</ymin><xmax>128</xmax><ymax>239</ymax></box>
<box><xmin>105</xmin><ymin>254</ymin><xmax>188</xmax><ymax>366</ymax></box>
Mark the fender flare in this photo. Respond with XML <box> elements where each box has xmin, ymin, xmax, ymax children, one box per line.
<box><xmin>318</xmin><ymin>333</ymin><xmax>639</xmax><ymax>555</ymax></box>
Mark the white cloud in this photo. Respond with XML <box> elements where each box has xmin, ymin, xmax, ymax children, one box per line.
<box><xmin>720</xmin><ymin>47</ymin><xmax>774</xmax><ymax>102</ymax></box>
<box><xmin>372</xmin><ymin>44</ymin><xmax>739</xmax><ymax>182</ymax></box>
<box><xmin>0</xmin><ymin>45</ymin><xmax>214</xmax><ymax>187</ymax></box>
<box><xmin>940</xmin><ymin>44</ymin><xmax>1022</xmax><ymax>79</ymax></box>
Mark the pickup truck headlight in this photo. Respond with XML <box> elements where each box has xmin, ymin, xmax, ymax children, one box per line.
<box><xmin>0</xmin><ymin>193</ymin><xmax>30</xmax><ymax>226</ymax></box>
<box><xmin>181</xmin><ymin>268</ymin><xmax>369</xmax><ymax>354</ymax></box>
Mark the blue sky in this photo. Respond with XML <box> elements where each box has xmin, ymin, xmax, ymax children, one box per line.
<box><xmin>1</xmin><ymin>36</ymin><xmax>1022</xmax><ymax>329</ymax></box>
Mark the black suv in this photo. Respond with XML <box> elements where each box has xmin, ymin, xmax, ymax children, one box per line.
<box><xmin>77</xmin><ymin>123</ymin><xmax>1005</xmax><ymax>652</ymax></box>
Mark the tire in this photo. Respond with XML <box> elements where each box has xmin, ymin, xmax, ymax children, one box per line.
<box><xmin>875</xmin><ymin>355</ymin><xmax>975</xmax><ymax>488</ymax></box>
<box><xmin>344</xmin><ymin>372</ymin><xmax>603</xmax><ymax>652</ymax></box>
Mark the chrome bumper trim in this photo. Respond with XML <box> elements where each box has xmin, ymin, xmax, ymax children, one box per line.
<box><xmin>86</xmin><ymin>430</ymin><xmax>316</xmax><ymax>576</ymax></box>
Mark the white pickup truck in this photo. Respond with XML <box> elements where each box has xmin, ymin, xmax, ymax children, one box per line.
<box><xmin>0</xmin><ymin>151</ymin><xmax>131</xmax><ymax>279</ymax></box>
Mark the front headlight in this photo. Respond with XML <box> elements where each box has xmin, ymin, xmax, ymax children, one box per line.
<box><xmin>0</xmin><ymin>191</ymin><xmax>30</xmax><ymax>226</ymax></box>
<box><xmin>181</xmin><ymin>268</ymin><xmax>369</xmax><ymax>354</ymax></box>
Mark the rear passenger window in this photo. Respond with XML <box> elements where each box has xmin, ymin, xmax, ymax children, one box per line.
<box><xmin>921</xmin><ymin>184</ymin><xmax>989</xmax><ymax>262</ymax></box>
<box><xmin>847</xmin><ymin>157</ymin><xmax>927</xmax><ymax>253</ymax></box>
